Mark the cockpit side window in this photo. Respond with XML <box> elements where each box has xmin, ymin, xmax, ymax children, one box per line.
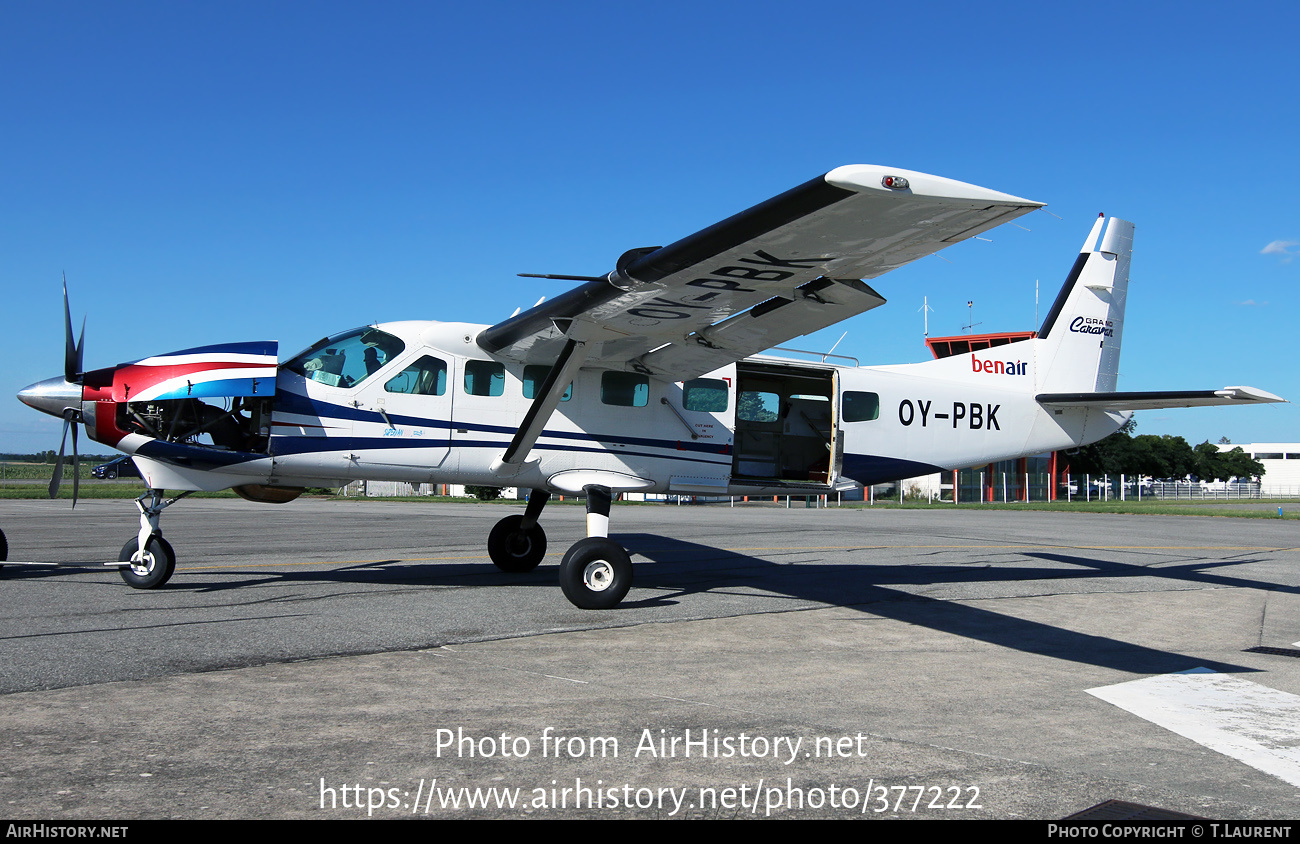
<box><xmin>284</xmin><ymin>327</ymin><xmax>405</xmax><ymax>389</ymax></box>
<box><xmin>385</xmin><ymin>355</ymin><xmax>448</xmax><ymax>396</ymax></box>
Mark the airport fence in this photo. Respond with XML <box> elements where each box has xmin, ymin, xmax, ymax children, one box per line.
<box><xmin>1053</xmin><ymin>475</ymin><xmax>1300</xmax><ymax>502</ymax></box>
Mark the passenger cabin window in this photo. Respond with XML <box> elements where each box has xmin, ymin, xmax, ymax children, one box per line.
<box><xmin>601</xmin><ymin>372</ymin><xmax>648</xmax><ymax>407</ymax></box>
<box><xmin>385</xmin><ymin>356</ymin><xmax>447</xmax><ymax>396</ymax></box>
<box><xmin>683</xmin><ymin>378</ymin><xmax>728</xmax><ymax>412</ymax></box>
<box><xmin>464</xmin><ymin>361</ymin><xmax>505</xmax><ymax>397</ymax></box>
<box><xmin>843</xmin><ymin>391</ymin><xmax>880</xmax><ymax>422</ymax></box>
<box><xmin>523</xmin><ymin>365</ymin><xmax>572</xmax><ymax>401</ymax></box>
<box><xmin>285</xmin><ymin>327</ymin><xmax>405</xmax><ymax>389</ymax></box>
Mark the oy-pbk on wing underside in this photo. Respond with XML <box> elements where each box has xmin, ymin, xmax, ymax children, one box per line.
<box><xmin>13</xmin><ymin>167</ymin><xmax>1283</xmax><ymax>608</ymax></box>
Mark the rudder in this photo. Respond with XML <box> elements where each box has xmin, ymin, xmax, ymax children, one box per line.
<box><xmin>1034</xmin><ymin>215</ymin><xmax>1133</xmax><ymax>393</ymax></box>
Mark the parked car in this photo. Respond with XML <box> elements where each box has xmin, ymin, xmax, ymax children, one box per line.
<box><xmin>93</xmin><ymin>456</ymin><xmax>139</xmax><ymax>480</ymax></box>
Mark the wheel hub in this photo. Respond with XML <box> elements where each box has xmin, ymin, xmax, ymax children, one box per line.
<box><xmin>582</xmin><ymin>559</ymin><xmax>614</xmax><ymax>591</ymax></box>
<box><xmin>129</xmin><ymin>551</ymin><xmax>155</xmax><ymax>576</ymax></box>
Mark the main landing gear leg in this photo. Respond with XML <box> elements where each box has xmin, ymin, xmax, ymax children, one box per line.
<box><xmin>558</xmin><ymin>484</ymin><xmax>632</xmax><ymax>610</ymax></box>
<box><xmin>487</xmin><ymin>489</ymin><xmax>550</xmax><ymax>573</ymax></box>
<box><xmin>119</xmin><ymin>488</ymin><xmax>188</xmax><ymax>589</ymax></box>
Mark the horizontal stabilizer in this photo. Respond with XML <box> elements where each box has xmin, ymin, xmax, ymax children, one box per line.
<box><xmin>1036</xmin><ymin>386</ymin><xmax>1284</xmax><ymax>411</ymax></box>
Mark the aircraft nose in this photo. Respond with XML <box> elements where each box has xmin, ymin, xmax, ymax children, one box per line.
<box><xmin>17</xmin><ymin>376</ymin><xmax>83</xmax><ymax>418</ymax></box>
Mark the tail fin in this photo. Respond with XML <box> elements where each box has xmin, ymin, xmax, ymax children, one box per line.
<box><xmin>1034</xmin><ymin>214</ymin><xmax>1133</xmax><ymax>393</ymax></box>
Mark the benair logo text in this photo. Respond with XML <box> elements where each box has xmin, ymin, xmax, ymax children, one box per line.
<box><xmin>1069</xmin><ymin>316</ymin><xmax>1114</xmax><ymax>336</ymax></box>
<box><xmin>971</xmin><ymin>357</ymin><xmax>1026</xmax><ymax>376</ymax></box>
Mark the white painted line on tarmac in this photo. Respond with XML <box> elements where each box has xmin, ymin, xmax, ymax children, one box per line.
<box><xmin>1088</xmin><ymin>668</ymin><xmax>1300</xmax><ymax>787</ymax></box>
<box><xmin>0</xmin><ymin>560</ymin><xmax>120</xmax><ymax>567</ymax></box>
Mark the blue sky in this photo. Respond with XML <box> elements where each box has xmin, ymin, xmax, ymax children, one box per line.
<box><xmin>3</xmin><ymin>1</ymin><xmax>1297</xmax><ymax>455</ymax></box>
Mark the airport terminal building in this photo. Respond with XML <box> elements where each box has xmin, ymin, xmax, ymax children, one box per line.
<box><xmin>1222</xmin><ymin>444</ymin><xmax>1300</xmax><ymax>494</ymax></box>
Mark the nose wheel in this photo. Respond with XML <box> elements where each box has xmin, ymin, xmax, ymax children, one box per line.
<box><xmin>118</xmin><ymin>535</ymin><xmax>176</xmax><ymax>589</ymax></box>
<box><xmin>114</xmin><ymin>488</ymin><xmax>190</xmax><ymax>589</ymax></box>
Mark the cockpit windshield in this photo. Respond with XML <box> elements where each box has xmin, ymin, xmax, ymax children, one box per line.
<box><xmin>283</xmin><ymin>327</ymin><xmax>405</xmax><ymax>389</ymax></box>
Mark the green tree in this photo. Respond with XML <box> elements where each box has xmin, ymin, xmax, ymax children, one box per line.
<box><xmin>737</xmin><ymin>390</ymin><xmax>778</xmax><ymax>422</ymax></box>
<box><xmin>1066</xmin><ymin>417</ymin><xmax>1136</xmax><ymax>475</ymax></box>
<box><xmin>1065</xmin><ymin>419</ymin><xmax>1204</xmax><ymax>480</ymax></box>
<box><xmin>1127</xmin><ymin>434</ymin><xmax>1197</xmax><ymax>480</ymax></box>
<box><xmin>1193</xmin><ymin>443</ymin><xmax>1264</xmax><ymax>482</ymax></box>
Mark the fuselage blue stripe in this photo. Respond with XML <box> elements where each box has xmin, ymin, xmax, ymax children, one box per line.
<box><xmin>266</xmin><ymin>435</ymin><xmax>732</xmax><ymax>468</ymax></box>
<box><xmin>272</xmin><ymin>389</ymin><xmax>731</xmax><ymax>456</ymax></box>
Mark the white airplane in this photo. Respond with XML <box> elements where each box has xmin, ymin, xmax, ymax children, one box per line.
<box><xmin>14</xmin><ymin>165</ymin><xmax>1283</xmax><ymax>609</ymax></box>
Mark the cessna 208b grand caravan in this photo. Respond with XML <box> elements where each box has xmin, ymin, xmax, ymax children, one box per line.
<box><xmin>15</xmin><ymin>165</ymin><xmax>1283</xmax><ymax>608</ymax></box>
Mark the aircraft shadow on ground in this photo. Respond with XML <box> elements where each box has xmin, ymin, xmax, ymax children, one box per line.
<box><xmin>616</xmin><ymin>534</ymin><xmax>1274</xmax><ymax>675</ymax></box>
<box><xmin>5</xmin><ymin>532</ymin><xmax>1284</xmax><ymax>675</ymax></box>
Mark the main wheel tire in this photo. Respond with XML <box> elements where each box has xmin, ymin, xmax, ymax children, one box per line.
<box><xmin>118</xmin><ymin>535</ymin><xmax>176</xmax><ymax>589</ymax></box>
<box><xmin>487</xmin><ymin>515</ymin><xmax>547</xmax><ymax>573</ymax></box>
<box><xmin>0</xmin><ymin>526</ymin><xmax>7</xmax><ymax>572</ymax></box>
<box><xmin>558</xmin><ymin>537</ymin><xmax>632</xmax><ymax>610</ymax></box>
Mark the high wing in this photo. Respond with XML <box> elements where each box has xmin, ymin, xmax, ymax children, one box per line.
<box><xmin>1036</xmin><ymin>387</ymin><xmax>1285</xmax><ymax>411</ymax></box>
<box><xmin>477</xmin><ymin>165</ymin><xmax>1043</xmax><ymax>380</ymax></box>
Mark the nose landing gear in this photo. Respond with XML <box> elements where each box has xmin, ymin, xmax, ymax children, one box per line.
<box><xmin>118</xmin><ymin>488</ymin><xmax>192</xmax><ymax>589</ymax></box>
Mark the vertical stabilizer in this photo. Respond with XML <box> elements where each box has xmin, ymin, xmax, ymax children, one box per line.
<box><xmin>1034</xmin><ymin>215</ymin><xmax>1133</xmax><ymax>393</ymax></box>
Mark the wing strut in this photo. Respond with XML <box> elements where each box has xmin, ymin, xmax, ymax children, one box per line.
<box><xmin>490</xmin><ymin>338</ymin><xmax>590</xmax><ymax>475</ymax></box>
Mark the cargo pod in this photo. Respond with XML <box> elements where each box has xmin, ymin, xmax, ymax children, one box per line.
<box><xmin>731</xmin><ymin>361</ymin><xmax>839</xmax><ymax>488</ymax></box>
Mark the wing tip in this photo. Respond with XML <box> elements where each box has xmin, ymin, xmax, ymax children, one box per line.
<box><xmin>1219</xmin><ymin>386</ymin><xmax>1287</xmax><ymax>404</ymax></box>
<box><xmin>825</xmin><ymin>164</ymin><xmax>1044</xmax><ymax>208</ymax></box>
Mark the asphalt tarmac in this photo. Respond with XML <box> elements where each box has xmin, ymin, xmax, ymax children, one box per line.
<box><xmin>1</xmin><ymin>497</ymin><xmax>1298</xmax><ymax>820</ymax></box>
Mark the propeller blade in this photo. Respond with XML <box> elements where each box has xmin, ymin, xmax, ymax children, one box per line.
<box><xmin>49</xmin><ymin>415</ymin><xmax>69</xmax><ymax>499</ymax></box>
<box><xmin>75</xmin><ymin>318</ymin><xmax>85</xmax><ymax>381</ymax></box>
<box><xmin>62</xmin><ymin>276</ymin><xmax>84</xmax><ymax>383</ymax></box>
<box><xmin>70</xmin><ymin>417</ymin><xmax>80</xmax><ymax>508</ymax></box>
<box><xmin>63</xmin><ymin>277</ymin><xmax>75</xmax><ymax>382</ymax></box>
